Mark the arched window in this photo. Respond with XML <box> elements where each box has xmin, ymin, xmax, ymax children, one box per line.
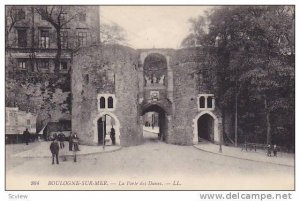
<box><xmin>207</xmin><ymin>96</ymin><xmax>213</xmax><ymax>108</ymax></box>
<box><xmin>199</xmin><ymin>96</ymin><xmax>205</xmax><ymax>108</ymax></box>
<box><xmin>100</xmin><ymin>97</ymin><xmax>105</xmax><ymax>109</ymax></box>
<box><xmin>108</xmin><ymin>96</ymin><xmax>114</xmax><ymax>108</ymax></box>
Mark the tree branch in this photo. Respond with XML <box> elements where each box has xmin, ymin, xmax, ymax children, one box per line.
<box><xmin>60</xmin><ymin>14</ymin><xmax>77</xmax><ymax>27</ymax></box>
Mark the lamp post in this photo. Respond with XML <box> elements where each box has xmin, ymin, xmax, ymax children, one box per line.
<box><xmin>234</xmin><ymin>62</ymin><xmax>238</xmax><ymax>147</ymax></box>
<box><xmin>219</xmin><ymin>130</ymin><xmax>223</xmax><ymax>153</ymax></box>
<box><xmin>102</xmin><ymin>114</ymin><xmax>106</xmax><ymax>150</ymax></box>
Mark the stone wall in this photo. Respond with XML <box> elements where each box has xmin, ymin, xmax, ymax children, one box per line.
<box><xmin>72</xmin><ymin>44</ymin><xmax>141</xmax><ymax>146</ymax></box>
<box><xmin>170</xmin><ymin>47</ymin><xmax>222</xmax><ymax>145</ymax></box>
<box><xmin>72</xmin><ymin>45</ymin><xmax>226</xmax><ymax>147</ymax></box>
<box><xmin>171</xmin><ymin>49</ymin><xmax>198</xmax><ymax>145</ymax></box>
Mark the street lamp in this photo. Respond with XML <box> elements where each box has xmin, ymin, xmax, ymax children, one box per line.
<box><xmin>102</xmin><ymin>114</ymin><xmax>106</xmax><ymax>150</ymax></box>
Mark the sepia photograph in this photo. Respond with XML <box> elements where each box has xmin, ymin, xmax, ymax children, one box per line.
<box><xmin>4</xmin><ymin>4</ymin><xmax>295</xmax><ymax>191</ymax></box>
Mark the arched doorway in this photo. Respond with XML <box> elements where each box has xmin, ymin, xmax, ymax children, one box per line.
<box><xmin>193</xmin><ymin>111</ymin><xmax>219</xmax><ymax>144</ymax></box>
<box><xmin>95</xmin><ymin>112</ymin><xmax>120</xmax><ymax>146</ymax></box>
<box><xmin>197</xmin><ymin>114</ymin><xmax>214</xmax><ymax>142</ymax></box>
<box><xmin>142</xmin><ymin>104</ymin><xmax>168</xmax><ymax>143</ymax></box>
<box><xmin>97</xmin><ymin>117</ymin><xmax>106</xmax><ymax>145</ymax></box>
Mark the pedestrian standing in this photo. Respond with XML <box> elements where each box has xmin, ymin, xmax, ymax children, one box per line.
<box><xmin>73</xmin><ymin>134</ymin><xmax>80</xmax><ymax>151</ymax></box>
<box><xmin>58</xmin><ymin>131</ymin><xmax>65</xmax><ymax>149</ymax></box>
<box><xmin>273</xmin><ymin>144</ymin><xmax>278</xmax><ymax>157</ymax></box>
<box><xmin>23</xmin><ymin>128</ymin><xmax>30</xmax><ymax>145</ymax></box>
<box><xmin>53</xmin><ymin>133</ymin><xmax>58</xmax><ymax>141</ymax></box>
<box><xmin>267</xmin><ymin>144</ymin><xmax>272</xmax><ymax>157</ymax></box>
<box><xmin>158</xmin><ymin>132</ymin><xmax>162</xmax><ymax>140</ymax></box>
<box><xmin>241</xmin><ymin>142</ymin><xmax>248</xmax><ymax>152</ymax></box>
<box><xmin>50</xmin><ymin>138</ymin><xmax>60</xmax><ymax>165</ymax></box>
<box><xmin>110</xmin><ymin>127</ymin><xmax>116</xmax><ymax>145</ymax></box>
<box><xmin>68</xmin><ymin>132</ymin><xmax>73</xmax><ymax>151</ymax></box>
<box><xmin>72</xmin><ymin>133</ymin><xmax>80</xmax><ymax>162</ymax></box>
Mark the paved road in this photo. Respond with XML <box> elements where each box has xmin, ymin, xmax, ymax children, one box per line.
<box><xmin>6</xmin><ymin>131</ymin><xmax>294</xmax><ymax>190</ymax></box>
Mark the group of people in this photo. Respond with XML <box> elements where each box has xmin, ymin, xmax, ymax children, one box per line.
<box><xmin>50</xmin><ymin>132</ymin><xmax>80</xmax><ymax>165</ymax></box>
<box><xmin>68</xmin><ymin>133</ymin><xmax>80</xmax><ymax>151</ymax></box>
<box><xmin>51</xmin><ymin>132</ymin><xmax>66</xmax><ymax>149</ymax></box>
<box><xmin>267</xmin><ymin>144</ymin><xmax>279</xmax><ymax>157</ymax></box>
<box><xmin>23</xmin><ymin>127</ymin><xmax>116</xmax><ymax>165</ymax></box>
<box><xmin>241</xmin><ymin>142</ymin><xmax>279</xmax><ymax>157</ymax></box>
<box><xmin>144</xmin><ymin>121</ymin><xmax>155</xmax><ymax>129</ymax></box>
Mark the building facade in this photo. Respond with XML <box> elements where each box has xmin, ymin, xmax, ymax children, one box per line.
<box><xmin>5</xmin><ymin>6</ymin><xmax>100</xmax><ymax>129</ymax></box>
<box><xmin>72</xmin><ymin>45</ymin><xmax>225</xmax><ymax>146</ymax></box>
<box><xmin>5</xmin><ymin>5</ymin><xmax>100</xmax><ymax>75</ymax></box>
<box><xmin>5</xmin><ymin>107</ymin><xmax>37</xmax><ymax>135</ymax></box>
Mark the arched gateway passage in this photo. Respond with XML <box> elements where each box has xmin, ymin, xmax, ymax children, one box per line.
<box><xmin>197</xmin><ymin>114</ymin><xmax>214</xmax><ymax>142</ymax></box>
<box><xmin>95</xmin><ymin>113</ymin><xmax>120</xmax><ymax>146</ymax></box>
<box><xmin>193</xmin><ymin>111</ymin><xmax>219</xmax><ymax>144</ymax></box>
<box><xmin>142</xmin><ymin>104</ymin><xmax>168</xmax><ymax>142</ymax></box>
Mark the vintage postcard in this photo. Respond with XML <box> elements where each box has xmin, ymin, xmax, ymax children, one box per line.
<box><xmin>5</xmin><ymin>5</ymin><xmax>295</xmax><ymax>191</ymax></box>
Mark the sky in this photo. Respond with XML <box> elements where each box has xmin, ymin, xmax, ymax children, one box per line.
<box><xmin>100</xmin><ymin>6</ymin><xmax>213</xmax><ymax>49</ymax></box>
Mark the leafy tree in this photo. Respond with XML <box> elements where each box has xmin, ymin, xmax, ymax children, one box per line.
<box><xmin>181</xmin><ymin>15</ymin><xmax>208</xmax><ymax>47</ymax></box>
<box><xmin>100</xmin><ymin>22</ymin><xmax>127</xmax><ymax>45</ymax></box>
<box><xmin>6</xmin><ymin>73</ymin><xmax>71</xmax><ymax>132</ymax></box>
<box><xmin>183</xmin><ymin>6</ymin><xmax>294</xmax><ymax>148</ymax></box>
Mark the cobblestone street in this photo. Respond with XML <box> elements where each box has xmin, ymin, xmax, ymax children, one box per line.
<box><xmin>6</xmin><ymin>130</ymin><xmax>294</xmax><ymax>190</ymax></box>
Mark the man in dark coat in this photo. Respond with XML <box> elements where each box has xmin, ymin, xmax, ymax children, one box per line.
<box><xmin>50</xmin><ymin>139</ymin><xmax>59</xmax><ymax>165</ymax></box>
<box><xmin>110</xmin><ymin>127</ymin><xmax>116</xmax><ymax>145</ymax></box>
<box><xmin>23</xmin><ymin>128</ymin><xmax>30</xmax><ymax>145</ymax></box>
<box><xmin>273</xmin><ymin>144</ymin><xmax>278</xmax><ymax>157</ymax></box>
<box><xmin>267</xmin><ymin>144</ymin><xmax>272</xmax><ymax>157</ymax></box>
<box><xmin>57</xmin><ymin>131</ymin><xmax>65</xmax><ymax>149</ymax></box>
<box><xmin>68</xmin><ymin>132</ymin><xmax>73</xmax><ymax>151</ymax></box>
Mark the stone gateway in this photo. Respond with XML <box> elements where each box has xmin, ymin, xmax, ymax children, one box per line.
<box><xmin>72</xmin><ymin>44</ymin><xmax>224</xmax><ymax>147</ymax></box>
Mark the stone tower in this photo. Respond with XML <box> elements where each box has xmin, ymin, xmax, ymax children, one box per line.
<box><xmin>72</xmin><ymin>45</ymin><xmax>223</xmax><ymax>146</ymax></box>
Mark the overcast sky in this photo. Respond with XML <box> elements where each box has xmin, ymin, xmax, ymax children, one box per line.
<box><xmin>100</xmin><ymin>6</ymin><xmax>213</xmax><ymax>49</ymax></box>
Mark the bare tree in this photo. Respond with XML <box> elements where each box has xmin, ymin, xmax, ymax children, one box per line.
<box><xmin>5</xmin><ymin>6</ymin><xmax>23</xmax><ymax>47</ymax></box>
<box><xmin>35</xmin><ymin>6</ymin><xmax>79</xmax><ymax>72</ymax></box>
